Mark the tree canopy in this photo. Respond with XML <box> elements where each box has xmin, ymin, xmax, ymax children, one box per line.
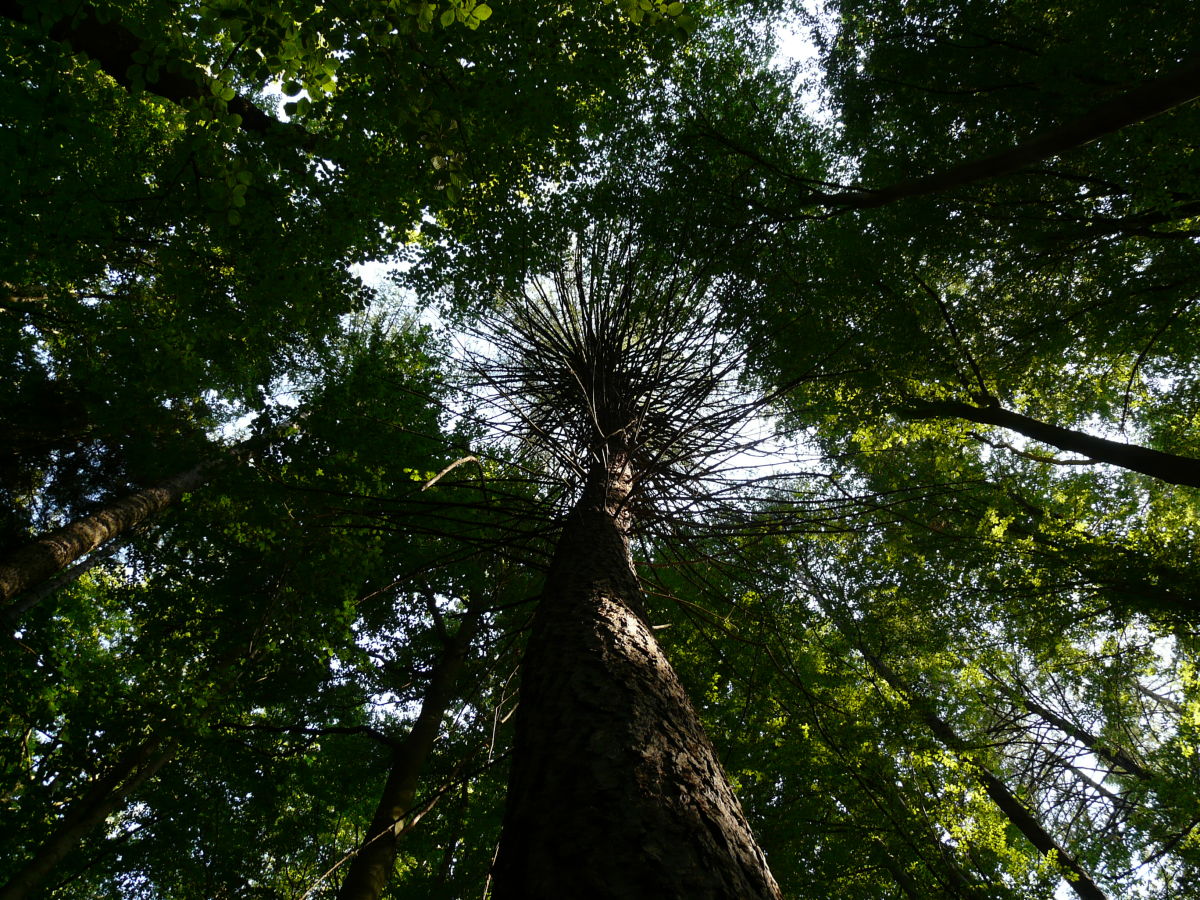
<box><xmin>3</xmin><ymin>1</ymin><xmax>1200</xmax><ymax>898</ymax></box>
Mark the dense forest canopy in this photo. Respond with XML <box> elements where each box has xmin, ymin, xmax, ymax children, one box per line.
<box><xmin>3</xmin><ymin>0</ymin><xmax>1200</xmax><ymax>897</ymax></box>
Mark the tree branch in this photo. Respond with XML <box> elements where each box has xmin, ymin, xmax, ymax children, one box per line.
<box><xmin>839</xmin><ymin>55</ymin><xmax>1200</xmax><ymax>209</ymax></box>
<box><xmin>215</xmin><ymin>721</ymin><xmax>401</xmax><ymax>749</ymax></box>
<box><xmin>2</xmin><ymin>0</ymin><xmax>299</xmax><ymax>141</ymax></box>
<box><xmin>899</xmin><ymin>398</ymin><xmax>1200</xmax><ymax>487</ymax></box>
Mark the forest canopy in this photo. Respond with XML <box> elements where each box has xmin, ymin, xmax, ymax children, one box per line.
<box><xmin>3</xmin><ymin>1</ymin><xmax>1200</xmax><ymax>898</ymax></box>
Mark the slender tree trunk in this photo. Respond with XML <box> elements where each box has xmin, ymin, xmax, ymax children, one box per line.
<box><xmin>856</xmin><ymin>774</ymin><xmax>983</xmax><ymax>897</ymax></box>
<box><xmin>969</xmin><ymin>766</ymin><xmax>1107</xmax><ymax>900</ymax></box>
<box><xmin>491</xmin><ymin>456</ymin><xmax>781</xmax><ymax>900</ymax></box>
<box><xmin>1012</xmin><ymin>693</ymin><xmax>1150</xmax><ymax>781</ymax></box>
<box><xmin>1137</xmin><ymin>683</ymin><xmax>1183</xmax><ymax>715</ymax></box>
<box><xmin>0</xmin><ymin>736</ymin><xmax>175</xmax><ymax>900</ymax></box>
<box><xmin>336</xmin><ymin>610</ymin><xmax>482</xmax><ymax>900</ymax></box>
<box><xmin>1</xmin><ymin>605</ymin><xmax>277</xmax><ymax>898</ymax></box>
<box><xmin>1</xmin><ymin>537</ymin><xmax>128</xmax><ymax>626</ymax></box>
<box><xmin>869</xmin><ymin>841</ymin><xmax>923</xmax><ymax>899</ymax></box>
<box><xmin>862</xmin><ymin>654</ymin><xmax>1109</xmax><ymax>900</ymax></box>
<box><xmin>0</xmin><ymin>458</ymin><xmax>220</xmax><ymax>612</ymax></box>
<box><xmin>899</xmin><ymin>398</ymin><xmax>1200</xmax><ymax>487</ymax></box>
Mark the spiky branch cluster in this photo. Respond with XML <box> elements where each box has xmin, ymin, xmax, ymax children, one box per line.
<box><xmin>466</xmin><ymin>228</ymin><xmax>764</xmax><ymax>520</ymax></box>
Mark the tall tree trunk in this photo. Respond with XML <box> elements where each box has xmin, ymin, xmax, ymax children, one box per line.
<box><xmin>1007</xmin><ymin>690</ymin><xmax>1150</xmax><ymax>781</ymax></box>
<box><xmin>0</xmin><ymin>736</ymin><xmax>175</xmax><ymax>900</ymax></box>
<box><xmin>1</xmin><ymin>616</ymin><xmax>267</xmax><ymax>899</ymax></box>
<box><xmin>491</xmin><ymin>456</ymin><xmax>781</xmax><ymax>900</ymax></box>
<box><xmin>0</xmin><ymin>409</ymin><xmax>296</xmax><ymax>617</ymax></box>
<box><xmin>336</xmin><ymin>609</ymin><xmax>482</xmax><ymax>900</ymax></box>
<box><xmin>869</xmin><ymin>841</ymin><xmax>923</xmax><ymax>899</ymax></box>
<box><xmin>899</xmin><ymin>398</ymin><xmax>1200</xmax><ymax>487</ymax></box>
<box><xmin>0</xmin><ymin>458</ymin><xmax>220</xmax><ymax>612</ymax></box>
<box><xmin>861</xmin><ymin>653</ymin><xmax>1109</xmax><ymax>900</ymax></box>
<box><xmin>1</xmin><ymin>537</ymin><xmax>128</xmax><ymax>626</ymax></box>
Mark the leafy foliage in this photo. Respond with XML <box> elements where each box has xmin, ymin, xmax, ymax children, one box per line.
<box><xmin>4</xmin><ymin>0</ymin><xmax>1200</xmax><ymax>898</ymax></box>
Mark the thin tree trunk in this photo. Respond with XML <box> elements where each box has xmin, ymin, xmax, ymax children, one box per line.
<box><xmin>968</xmin><ymin>766</ymin><xmax>1107</xmax><ymax>900</ymax></box>
<box><xmin>834</xmin><ymin>56</ymin><xmax>1200</xmax><ymax>209</ymax></box>
<box><xmin>0</xmin><ymin>412</ymin><xmax>290</xmax><ymax>616</ymax></box>
<box><xmin>1014</xmin><ymin>694</ymin><xmax>1150</xmax><ymax>781</ymax></box>
<box><xmin>336</xmin><ymin>610</ymin><xmax>482</xmax><ymax>900</ymax></box>
<box><xmin>862</xmin><ymin>654</ymin><xmax>1109</xmax><ymax>900</ymax></box>
<box><xmin>1137</xmin><ymin>683</ymin><xmax>1183</xmax><ymax>715</ymax></box>
<box><xmin>899</xmin><ymin>398</ymin><xmax>1200</xmax><ymax>487</ymax></box>
<box><xmin>869</xmin><ymin>841</ymin><xmax>923</xmax><ymax>899</ymax></box>
<box><xmin>0</xmin><ymin>458</ymin><xmax>220</xmax><ymax>611</ymax></box>
<box><xmin>491</xmin><ymin>456</ymin><xmax>781</xmax><ymax>900</ymax></box>
<box><xmin>1</xmin><ymin>603</ymin><xmax>276</xmax><ymax>898</ymax></box>
<box><xmin>0</xmin><ymin>736</ymin><xmax>175</xmax><ymax>900</ymax></box>
<box><xmin>1</xmin><ymin>537</ymin><xmax>128</xmax><ymax>627</ymax></box>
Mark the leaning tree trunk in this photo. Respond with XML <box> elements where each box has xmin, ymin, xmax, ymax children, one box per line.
<box><xmin>491</xmin><ymin>455</ymin><xmax>781</xmax><ymax>900</ymax></box>
<box><xmin>0</xmin><ymin>628</ymin><xmax>263</xmax><ymax>900</ymax></box>
<box><xmin>0</xmin><ymin>736</ymin><xmax>175</xmax><ymax>900</ymax></box>
<box><xmin>828</xmin><ymin>55</ymin><xmax>1200</xmax><ymax>210</ymax></box>
<box><xmin>1011</xmin><ymin>691</ymin><xmax>1150</xmax><ymax>781</ymax></box>
<box><xmin>336</xmin><ymin>609</ymin><xmax>481</xmax><ymax>900</ymax></box>
<box><xmin>860</xmin><ymin>653</ymin><xmax>1109</xmax><ymax>900</ymax></box>
<box><xmin>0</xmin><ymin>422</ymin><xmax>280</xmax><ymax>617</ymax></box>
<box><xmin>899</xmin><ymin>398</ymin><xmax>1200</xmax><ymax>487</ymax></box>
<box><xmin>0</xmin><ymin>459</ymin><xmax>219</xmax><ymax>611</ymax></box>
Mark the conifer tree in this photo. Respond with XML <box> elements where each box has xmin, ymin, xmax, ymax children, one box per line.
<box><xmin>474</xmin><ymin>230</ymin><xmax>781</xmax><ymax>898</ymax></box>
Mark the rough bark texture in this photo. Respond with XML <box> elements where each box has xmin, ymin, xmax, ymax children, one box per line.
<box><xmin>336</xmin><ymin>611</ymin><xmax>481</xmax><ymax>900</ymax></box>
<box><xmin>1</xmin><ymin>538</ymin><xmax>126</xmax><ymax>626</ymax></box>
<box><xmin>0</xmin><ymin>459</ymin><xmax>217</xmax><ymax>610</ymax></box>
<box><xmin>0</xmin><ymin>736</ymin><xmax>175</xmax><ymax>900</ymax></box>
<box><xmin>900</xmin><ymin>398</ymin><xmax>1200</xmax><ymax>487</ymax></box>
<box><xmin>491</xmin><ymin>457</ymin><xmax>781</xmax><ymax>900</ymax></box>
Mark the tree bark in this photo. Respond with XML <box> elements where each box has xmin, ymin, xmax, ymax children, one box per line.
<box><xmin>491</xmin><ymin>456</ymin><xmax>781</xmax><ymax>900</ymax></box>
<box><xmin>1</xmin><ymin>537</ymin><xmax>127</xmax><ymax>626</ymax></box>
<box><xmin>0</xmin><ymin>736</ymin><xmax>175</xmax><ymax>900</ymax></box>
<box><xmin>899</xmin><ymin>398</ymin><xmax>1200</xmax><ymax>487</ymax></box>
<box><xmin>336</xmin><ymin>610</ymin><xmax>481</xmax><ymax>900</ymax></box>
<box><xmin>0</xmin><ymin>458</ymin><xmax>220</xmax><ymax>612</ymax></box>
